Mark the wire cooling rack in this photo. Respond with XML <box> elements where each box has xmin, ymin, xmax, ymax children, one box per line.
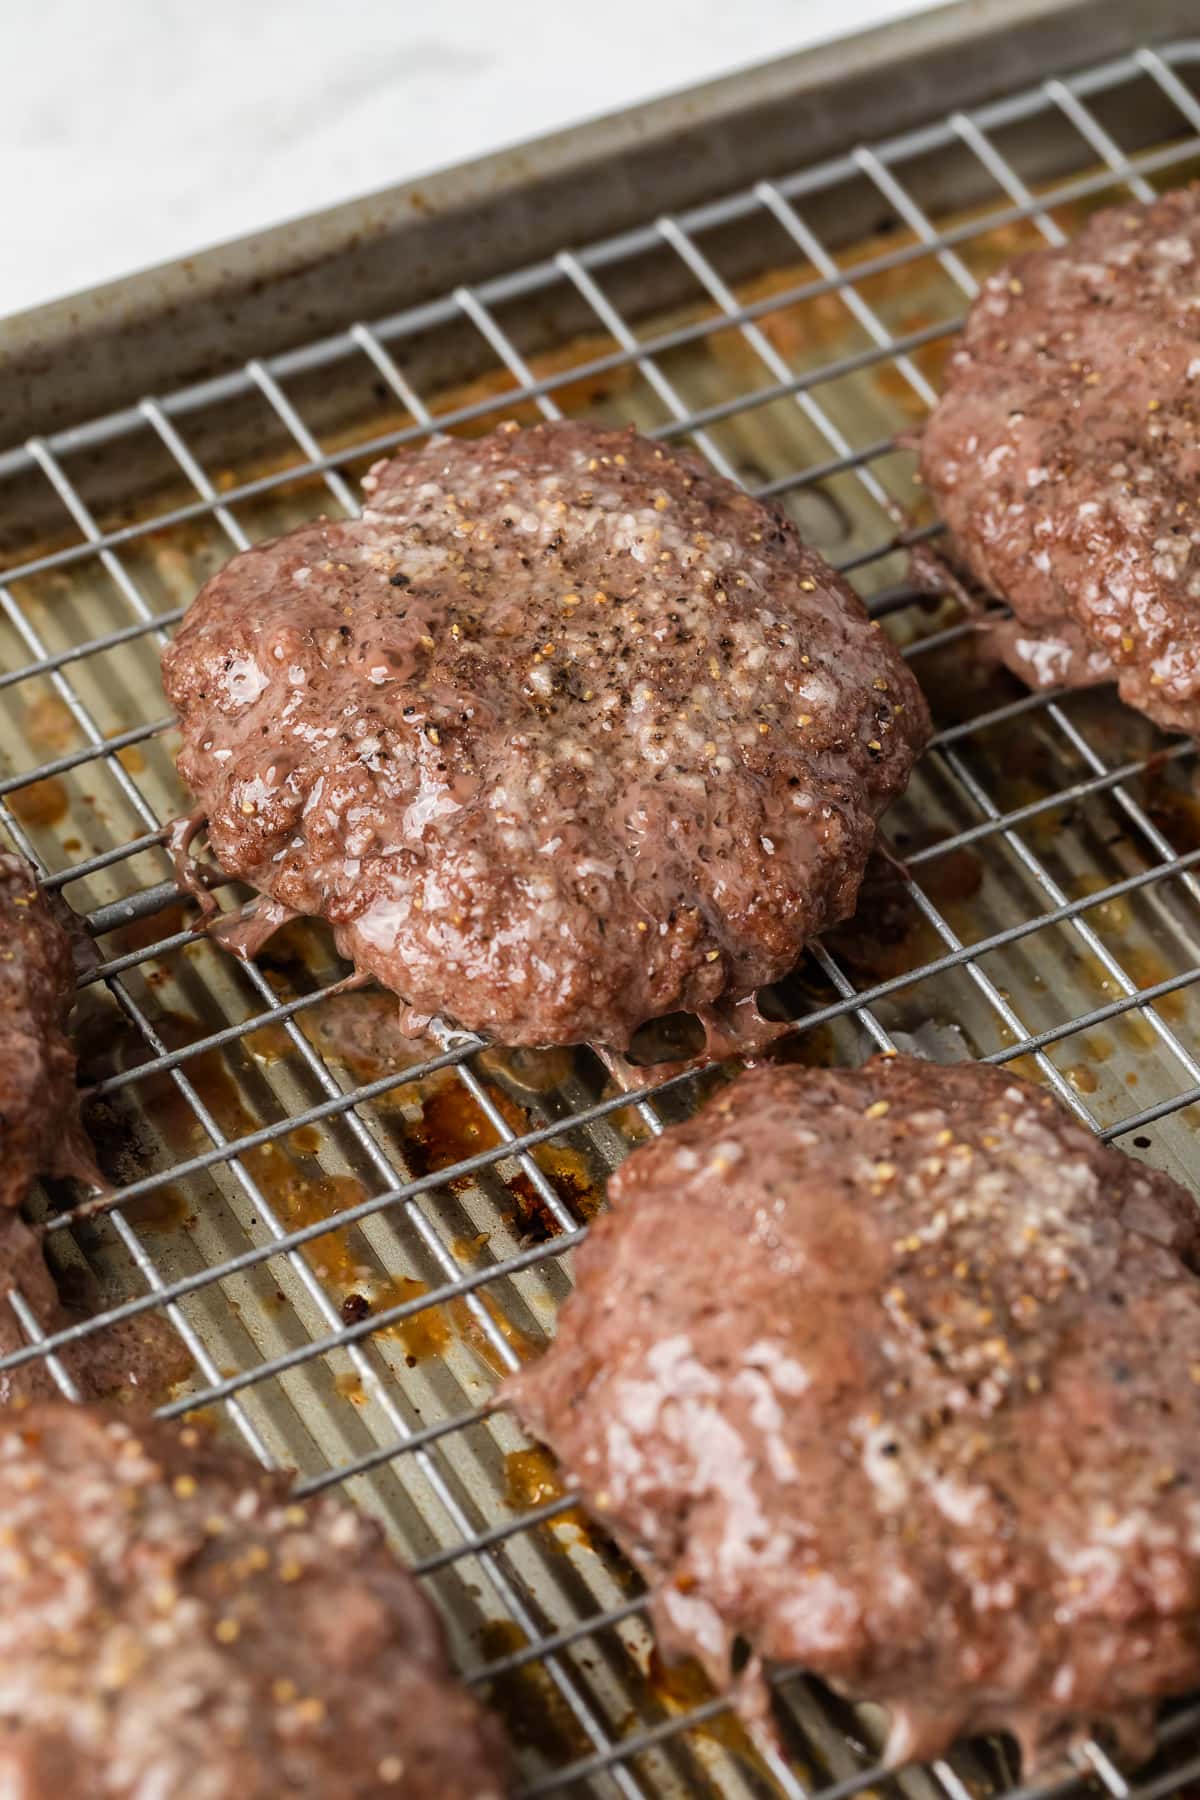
<box><xmin>4</xmin><ymin>31</ymin><xmax>1200</xmax><ymax>1800</ymax></box>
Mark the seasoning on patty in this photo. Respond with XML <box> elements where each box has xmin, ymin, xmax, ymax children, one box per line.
<box><xmin>163</xmin><ymin>422</ymin><xmax>928</xmax><ymax>1048</ymax></box>
<box><xmin>0</xmin><ymin>1403</ymin><xmax>510</xmax><ymax>1797</ymax></box>
<box><xmin>921</xmin><ymin>186</ymin><xmax>1200</xmax><ymax>732</ymax></box>
<box><xmin>506</xmin><ymin>1054</ymin><xmax>1200</xmax><ymax>1767</ymax></box>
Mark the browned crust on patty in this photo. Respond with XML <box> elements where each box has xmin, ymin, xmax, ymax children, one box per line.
<box><xmin>921</xmin><ymin>187</ymin><xmax>1200</xmax><ymax>733</ymax></box>
<box><xmin>506</xmin><ymin>1055</ymin><xmax>1200</xmax><ymax>1767</ymax></box>
<box><xmin>163</xmin><ymin>422</ymin><xmax>928</xmax><ymax>1047</ymax></box>
<box><xmin>0</xmin><ymin>851</ymin><xmax>96</xmax><ymax>1209</ymax></box>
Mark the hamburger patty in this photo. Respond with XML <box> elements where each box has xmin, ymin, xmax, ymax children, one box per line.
<box><xmin>0</xmin><ymin>851</ymin><xmax>97</xmax><ymax>1209</ymax></box>
<box><xmin>0</xmin><ymin>853</ymin><xmax>184</xmax><ymax>1403</ymax></box>
<box><xmin>162</xmin><ymin>422</ymin><xmax>929</xmax><ymax>1048</ymax></box>
<box><xmin>921</xmin><ymin>186</ymin><xmax>1200</xmax><ymax>733</ymax></box>
<box><xmin>505</xmin><ymin>1055</ymin><xmax>1200</xmax><ymax>1767</ymax></box>
<box><xmin>0</xmin><ymin>1212</ymin><xmax>189</xmax><ymax>1407</ymax></box>
<box><xmin>0</xmin><ymin>1403</ymin><xmax>510</xmax><ymax>1798</ymax></box>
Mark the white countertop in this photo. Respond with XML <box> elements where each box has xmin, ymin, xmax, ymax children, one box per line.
<box><xmin>6</xmin><ymin>0</ymin><xmax>947</xmax><ymax>322</ymax></box>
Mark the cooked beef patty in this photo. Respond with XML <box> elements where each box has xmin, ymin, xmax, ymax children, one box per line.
<box><xmin>505</xmin><ymin>1054</ymin><xmax>1200</xmax><ymax>1767</ymax></box>
<box><xmin>0</xmin><ymin>1403</ymin><xmax>509</xmax><ymax>1798</ymax></box>
<box><xmin>0</xmin><ymin>1218</ymin><xmax>77</xmax><ymax>1405</ymax></box>
<box><xmin>163</xmin><ymin>422</ymin><xmax>929</xmax><ymax>1048</ymax></box>
<box><xmin>0</xmin><ymin>854</ymin><xmax>182</xmax><ymax>1402</ymax></box>
<box><xmin>0</xmin><ymin>1213</ymin><xmax>188</xmax><ymax>1407</ymax></box>
<box><xmin>921</xmin><ymin>186</ymin><xmax>1200</xmax><ymax>733</ymax></box>
<box><xmin>0</xmin><ymin>851</ymin><xmax>97</xmax><ymax>1209</ymax></box>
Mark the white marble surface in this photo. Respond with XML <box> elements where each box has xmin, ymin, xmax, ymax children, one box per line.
<box><xmin>5</xmin><ymin>0</ymin><xmax>947</xmax><ymax>321</ymax></box>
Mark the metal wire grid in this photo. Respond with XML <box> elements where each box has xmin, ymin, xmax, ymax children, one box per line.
<box><xmin>2</xmin><ymin>31</ymin><xmax>1200</xmax><ymax>1800</ymax></box>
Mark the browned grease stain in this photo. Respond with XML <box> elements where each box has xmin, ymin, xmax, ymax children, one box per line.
<box><xmin>1080</xmin><ymin>947</ymin><xmax>1188</xmax><ymax>1025</ymax></box>
<box><xmin>9</xmin><ymin>775</ymin><xmax>69</xmax><ymax>828</ymax></box>
<box><xmin>710</xmin><ymin>266</ymin><xmax>849</xmax><ymax>368</ymax></box>
<box><xmin>1066</xmin><ymin>1064</ymin><xmax>1099</xmax><ymax>1095</ymax></box>
<box><xmin>335</xmin><ymin>1370</ymin><xmax>365</xmax><ymax>1406</ymax></box>
<box><xmin>345</xmin><ymin>1271</ymin><xmax>536</xmax><ymax>1375</ymax></box>
<box><xmin>90</xmin><ymin>1006</ymin><xmax>557</xmax><ymax>1381</ymax></box>
<box><xmin>1001</xmin><ymin>1051</ymin><xmax>1045</xmax><ymax>1088</ymax></box>
<box><xmin>968</xmin><ymin>768</ymin><xmax>1068</xmax><ymax>858</ymax></box>
<box><xmin>23</xmin><ymin>694</ymin><xmax>77</xmax><ymax>753</ymax></box>
<box><xmin>723</xmin><ymin>206</ymin><xmax>1055</xmax><ymax>395</ymax></box>
<box><xmin>477</xmin><ymin>1620</ymin><xmax>590</xmax><ymax>1760</ymax></box>
<box><xmin>917</xmin><ymin>843</ymin><xmax>987</xmax><ymax>916</ymax></box>
<box><xmin>287</xmin><ymin>1123</ymin><xmax>322</xmax><ymax>1156</ymax></box>
<box><xmin>110</xmin><ymin>1010</ymin><xmax>370</xmax><ymax>1286</ymax></box>
<box><xmin>371</xmin><ymin>1275</ymin><xmax>452</xmax><ymax>1366</ymax></box>
<box><xmin>829</xmin><ymin>842</ymin><xmax>984</xmax><ymax>983</ymax></box>
<box><xmin>269</xmin><ymin>1170</ymin><xmax>367</xmax><ymax>1286</ymax></box>
<box><xmin>610</xmin><ymin>1102</ymin><xmax>654</xmax><ymax>1144</ymax></box>
<box><xmin>504</xmin><ymin>1447</ymin><xmax>587</xmax><ymax>1542</ymax></box>
<box><xmin>364</xmin><ymin>330</ymin><xmax>637</xmax><ymax>448</ymax></box>
<box><xmin>104</xmin><ymin>899</ymin><xmax>190</xmax><ymax>958</ymax></box>
<box><xmin>406</xmin><ymin>1082</ymin><xmax>600</xmax><ymax>1240</ymax></box>
<box><xmin>243</xmin><ymin>1021</ymin><xmax>296</xmax><ymax>1064</ymax></box>
<box><xmin>1124</xmin><ymin>947</ymin><xmax>1190</xmax><ymax>1023</ymax></box>
<box><xmin>1143</xmin><ymin>766</ymin><xmax>1200</xmax><ymax>857</ymax></box>
<box><xmin>123</xmin><ymin>1182</ymin><xmax>191</xmax><ymax>1234</ymax></box>
<box><xmin>451</xmin><ymin>1230</ymin><xmax>492</xmax><ymax>1262</ymax></box>
<box><xmin>1068</xmin><ymin>872</ymin><xmax>1134</xmax><ymax>937</ymax></box>
<box><xmin>408</xmin><ymin>1081</ymin><xmax>508</xmax><ymax>1170</ymax></box>
<box><xmin>871</xmin><ymin>312</ymin><xmax>943</xmax><ymax>415</ymax></box>
<box><xmin>641</xmin><ymin>1648</ymin><xmax>774</xmax><ymax>1781</ymax></box>
<box><xmin>446</xmin><ymin>1290</ymin><xmax>539</xmax><ymax>1377</ymax></box>
<box><xmin>1119</xmin><ymin>1012</ymin><xmax>1157</xmax><ymax>1053</ymax></box>
<box><xmin>248</xmin><ymin>989</ymin><xmax>436</xmax><ymax>1106</ymax></box>
<box><xmin>524</xmin><ymin>1140</ymin><xmax>600</xmax><ymax>1224</ymax></box>
<box><xmin>477</xmin><ymin>1044</ymin><xmax>574</xmax><ymax>1094</ymax></box>
<box><xmin>116</xmin><ymin>744</ymin><xmax>145</xmax><ymax>774</ymax></box>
